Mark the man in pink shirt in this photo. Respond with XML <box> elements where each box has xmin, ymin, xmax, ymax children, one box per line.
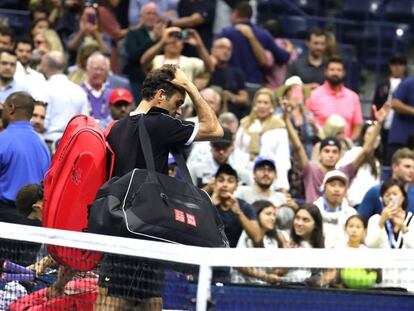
<box><xmin>306</xmin><ymin>57</ymin><xmax>363</xmax><ymax>140</ymax></box>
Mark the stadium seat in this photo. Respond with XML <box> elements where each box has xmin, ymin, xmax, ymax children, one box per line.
<box><xmin>279</xmin><ymin>16</ymin><xmax>319</xmax><ymax>39</ymax></box>
<box><xmin>287</xmin><ymin>38</ymin><xmax>307</xmax><ymax>57</ymax></box>
<box><xmin>382</xmin><ymin>166</ymin><xmax>392</xmax><ymax>181</ymax></box>
<box><xmin>290</xmin><ymin>0</ymin><xmax>321</xmax><ymax>15</ymax></box>
<box><xmin>341</xmin><ymin>0</ymin><xmax>383</xmax><ymax>20</ymax></box>
<box><xmin>385</xmin><ymin>0</ymin><xmax>414</xmax><ymax>24</ymax></box>
<box><xmin>0</xmin><ymin>9</ymin><xmax>30</xmax><ymax>35</ymax></box>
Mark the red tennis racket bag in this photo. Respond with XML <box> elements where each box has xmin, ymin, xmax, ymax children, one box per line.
<box><xmin>42</xmin><ymin>115</ymin><xmax>115</xmax><ymax>270</ymax></box>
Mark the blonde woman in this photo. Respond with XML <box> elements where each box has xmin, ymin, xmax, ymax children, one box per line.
<box><xmin>235</xmin><ymin>88</ymin><xmax>290</xmax><ymax>190</ymax></box>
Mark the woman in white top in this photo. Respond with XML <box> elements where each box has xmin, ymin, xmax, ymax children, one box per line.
<box><xmin>366</xmin><ymin>179</ymin><xmax>414</xmax><ymax>291</ymax></box>
<box><xmin>336</xmin><ymin>122</ymin><xmax>382</xmax><ymax>207</ymax></box>
<box><xmin>235</xmin><ymin>88</ymin><xmax>290</xmax><ymax>190</ymax></box>
<box><xmin>232</xmin><ymin>200</ymin><xmax>286</xmax><ymax>285</ymax></box>
<box><xmin>281</xmin><ymin>203</ymin><xmax>325</xmax><ymax>284</ymax></box>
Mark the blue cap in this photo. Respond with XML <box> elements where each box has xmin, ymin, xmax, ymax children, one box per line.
<box><xmin>253</xmin><ymin>156</ymin><xmax>276</xmax><ymax>171</ymax></box>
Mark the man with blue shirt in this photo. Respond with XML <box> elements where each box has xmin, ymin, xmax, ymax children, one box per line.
<box><xmin>217</xmin><ymin>2</ymin><xmax>290</xmax><ymax>96</ymax></box>
<box><xmin>0</xmin><ymin>92</ymin><xmax>50</xmax><ymax>223</ymax></box>
<box><xmin>358</xmin><ymin>148</ymin><xmax>414</xmax><ymax>220</ymax></box>
<box><xmin>388</xmin><ymin>76</ymin><xmax>414</xmax><ymax>163</ymax></box>
<box><xmin>0</xmin><ymin>50</ymin><xmax>28</xmax><ymax>104</ymax></box>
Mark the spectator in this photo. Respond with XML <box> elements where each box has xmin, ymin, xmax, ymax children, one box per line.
<box><xmin>336</xmin><ymin>122</ymin><xmax>382</xmax><ymax>207</ymax></box>
<box><xmin>141</xmin><ymin>27</ymin><xmax>213</xmax><ymax>82</ymax></box>
<box><xmin>30</xmin><ymin>18</ymin><xmax>50</xmax><ymax>38</ymax></box>
<box><xmin>98</xmin><ymin>0</ymin><xmax>129</xmax><ymax>73</ymax></box>
<box><xmin>281</xmin><ymin>203</ymin><xmax>325</xmax><ymax>283</ymax></box>
<box><xmin>236</xmin><ymin>156</ymin><xmax>298</xmax><ymax>230</ymax></box>
<box><xmin>218</xmin><ymin>2</ymin><xmax>290</xmax><ymax>97</ymax></box>
<box><xmin>39</xmin><ymin>51</ymin><xmax>89</xmax><ymax>147</ymax></box>
<box><xmin>388</xmin><ymin>69</ymin><xmax>414</xmax><ymax>164</ymax></box>
<box><xmin>0</xmin><ymin>92</ymin><xmax>50</xmax><ymax>221</ymax></box>
<box><xmin>186</xmin><ymin>87</ymin><xmax>222</xmax><ymax>119</ymax></box>
<box><xmin>14</xmin><ymin>36</ymin><xmax>46</xmax><ymax>101</ymax></box>
<box><xmin>358</xmin><ymin>148</ymin><xmax>414</xmax><ymax>220</ymax></box>
<box><xmin>311</xmin><ymin>114</ymin><xmax>353</xmax><ymax>162</ymax></box>
<box><xmin>67</xmin><ymin>4</ymin><xmax>108</xmax><ymax>62</ymax></box>
<box><xmin>81</xmin><ymin>52</ymin><xmax>113</xmax><ymax>128</ymax></box>
<box><xmin>231</xmin><ymin>200</ymin><xmax>285</xmax><ymax>285</ymax></box>
<box><xmin>208</xmin><ymin>37</ymin><xmax>249</xmax><ymax>120</ymax></box>
<box><xmin>189</xmin><ymin>127</ymin><xmax>251</xmax><ymax>189</ymax></box>
<box><xmin>0</xmin><ymin>50</ymin><xmax>28</xmax><ymax>104</ymax></box>
<box><xmin>282</xmin><ymin>100</ymin><xmax>389</xmax><ymax>202</ymax></box>
<box><xmin>125</xmin><ymin>2</ymin><xmax>164</xmax><ymax>103</ymax></box>
<box><xmin>67</xmin><ymin>42</ymin><xmax>100</xmax><ymax>84</ymax></box>
<box><xmin>235</xmin><ymin>88</ymin><xmax>290</xmax><ymax>190</ymax></box>
<box><xmin>287</xmin><ymin>28</ymin><xmax>327</xmax><ymax>90</ymax></box>
<box><xmin>211</xmin><ymin>164</ymin><xmax>261</xmax><ymax>248</ymax></box>
<box><xmin>0</xmin><ymin>26</ymin><xmax>15</xmax><ymax>50</ymax></box>
<box><xmin>128</xmin><ymin>0</ymin><xmax>177</xmax><ymax>27</ymax></box>
<box><xmin>219</xmin><ymin>112</ymin><xmax>239</xmax><ymax>137</ymax></box>
<box><xmin>261</xmin><ymin>18</ymin><xmax>298</xmax><ymax>89</ymax></box>
<box><xmin>31</xmin><ymin>100</ymin><xmax>47</xmax><ymax>135</ymax></box>
<box><xmin>108</xmin><ymin>88</ymin><xmax>134</xmax><ymax>120</ymax></box>
<box><xmin>32</xmin><ymin>29</ymin><xmax>64</xmax><ymax>66</ymax></box>
<box><xmin>174</xmin><ymin>0</ymin><xmax>216</xmax><ymax>51</ymax></box>
<box><xmin>366</xmin><ymin>179</ymin><xmax>414</xmax><ymax>291</ymax></box>
<box><xmin>313</xmin><ymin>170</ymin><xmax>356</xmax><ymax>248</ymax></box>
<box><xmin>306</xmin><ymin>56</ymin><xmax>363</xmax><ymax>140</ymax></box>
<box><xmin>373</xmin><ymin>54</ymin><xmax>407</xmax><ymax>164</ymax></box>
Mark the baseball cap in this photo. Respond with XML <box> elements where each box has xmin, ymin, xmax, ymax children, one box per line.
<box><xmin>284</xmin><ymin>75</ymin><xmax>303</xmax><ymax>87</ymax></box>
<box><xmin>211</xmin><ymin>128</ymin><xmax>233</xmax><ymax>149</ymax></box>
<box><xmin>319</xmin><ymin>137</ymin><xmax>341</xmax><ymax>152</ymax></box>
<box><xmin>253</xmin><ymin>156</ymin><xmax>276</xmax><ymax>171</ymax></box>
<box><xmin>321</xmin><ymin>170</ymin><xmax>348</xmax><ymax>192</ymax></box>
<box><xmin>109</xmin><ymin>88</ymin><xmax>133</xmax><ymax>105</ymax></box>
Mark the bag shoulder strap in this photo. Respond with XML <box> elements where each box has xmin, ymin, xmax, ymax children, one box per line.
<box><xmin>138</xmin><ymin>115</ymin><xmax>156</xmax><ymax>171</ymax></box>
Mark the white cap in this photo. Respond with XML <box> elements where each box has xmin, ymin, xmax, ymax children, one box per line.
<box><xmin>284</xmin><ymin>75</ymin><xmax>303</xmax><ymax>87</ymax></box>
<box><xmin>321</xmin><ymin>170</ymin><xmax>348</xmax><ymax>192</ymax></box>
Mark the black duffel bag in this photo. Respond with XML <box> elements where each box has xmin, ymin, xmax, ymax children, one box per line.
<box><xmin>87</xmin><ymin>115</ymin><xmax>229</xmax><ymax>248</ymax></box>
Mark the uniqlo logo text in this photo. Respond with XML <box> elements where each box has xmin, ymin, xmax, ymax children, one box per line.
<box><xmin>186</xmin><ymin>213</ymin><xmax>197</xmax><ymax>227</ymax></box>
<box><xmin>174</xmin><ymin>209</ymin><xmax>185</xmax><ymax>223</ymax></box>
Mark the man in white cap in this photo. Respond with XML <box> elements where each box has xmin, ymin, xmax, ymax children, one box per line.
<box><xmin>313</xmin><ymin>170</ymin><xmax>356</xmax><ymax>248</ymax></box>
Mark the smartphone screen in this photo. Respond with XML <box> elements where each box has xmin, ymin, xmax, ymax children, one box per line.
<box><xmin>87</xmin><ymin>13</ymin><xmax>96</xmax><ymax>25</ymax></box>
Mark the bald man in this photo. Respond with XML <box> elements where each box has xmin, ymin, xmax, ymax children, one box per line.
<box><xmin>39</xmin><ymin>51</ymin><xmax>89</xmax><ymax>146</ymax></box>
<box><xmin>209</xmin><ymin>37</ymin><xmax>249</xmax><ymax>120</ymax></box>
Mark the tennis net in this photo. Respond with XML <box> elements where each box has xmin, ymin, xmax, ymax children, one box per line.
<box><xmin>1</xmin><ymin>222</ymin><xmax>414</xmax><ymax>311</ymax></box>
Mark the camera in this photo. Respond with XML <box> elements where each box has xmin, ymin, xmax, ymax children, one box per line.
<box><xmin>171</xmin><ymin>31</ymin><xmax>189</xmax><ymax>41</ymax></box>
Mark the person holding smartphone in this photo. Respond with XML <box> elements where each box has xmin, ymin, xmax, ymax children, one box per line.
<box><xmin>68</xmin><ymin>4</ymin><xmax>108</xmax><ymax>59</ymax></box>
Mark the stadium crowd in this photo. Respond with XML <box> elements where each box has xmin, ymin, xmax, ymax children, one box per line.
<box><xmin>1</xmin><ymin>0</ymin><xmax>414</xmax><ymax>308</ymax></box>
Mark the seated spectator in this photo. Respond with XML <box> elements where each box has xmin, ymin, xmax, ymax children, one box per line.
<box><xmin>186</xmin><ymin>87</ymin><xmax>222</xmax><ymax>120</ymax></box>
<box><xmin>208</xmin><ymin>37</ymin><xmax>249</xmax><ymax>120</ymax></box>
<box><xmin>125</xmin><ymin>2</ymin><xmax>164</xmax><ymax>103</ymax></box>
<box><xmin>67</xmin><ymin>4</ymin><xmax>108</xmax><ymax>61</ymax></box>
<box><xmin>287</xmin><ymin>28</ymin><xmax>327</xmax><ymax>90</ymax></box>
<box><xmin>211</xmin><ymin>164</ymin><xmax>261</xmax><ymax>248</ymax></box>
<box><xmin>358</xmin><ymin>148</ymin><xmax>414</xmax><ymax>219</ymax></box>
<box><xmin>14</xmin><ymin>36</ymin><xmax>47</xmax><ymax>101</ymax></box>
<box><xmin>31</xmin><ymin>100</ymin><xmax>47</xmax><ymax>136</ymax></box>
<box><xmin>311</xmin><ymin>114</ymin><xmax>353</xmax><ymax>162</ymax></box>
<box><xmin>366</xmin><ymin>179</ymin><xmax>414</xmax><ymax>291</ymax></box>
<box><xmin>231</xmin><ymin>200</ymin><xmax>286</xmax><ymax>285</ymax></box>
<box><xmin>306</xmin><ymin>57</ymin><xmax>363</xmax><ymax>141</ymax></box>
<box><xmin>313</xmin><ymin>170</ymin><xmax>356</xmax><ymax>248</ymax></box>
<box><xmin>261</xmin><ymin>19</ymin><xmax>298</xmax><ymax>89</ymax></box>
<box><xmin>108</xmin><ymin>88</ymin><xmax>134</xmax><ymax>120</ymax></box>
<box><xmin>235</xmin><ymin>88</ymin><xmax>290</xmax><ymax>190</ymax></box>
<box><xmin>189</xmin><ymin>128</ymin><xmax>251</xmax><ymax>189</ymax></box>
<box><xmin>30</xmin><ymin>17</ymin><xmax>50</xmax><ymax>38</ymax></box>
<box><xmin>0</xmin><ymin>26</ymin><xmax>15</xmax><ymax>50</ymax></box>
<box><xmin>81</xmin><ymin>52</ymin><xmax>113</xmax><ymax>128</ymax></box>
<box><xmin>337</xmin><ymin>122</ymin><xmax>382</xmax><ymax>207</ymax></box>
<box><xmin>67</xmin><ymin>42</ymin><xmax>100</xmax><ymax>84</ymax></box>
<box><xmin>343</xmin><ymin>215</ymin><xmax>368</xmax><ymax>249</ymax></box>
<box><xmin>281</xmin><ymin>203</ymin><xmax>325</xmax><ymax>284</ymax></box>
<box><xmin>0</xmin><ymin>50</ymin><xmax>29</xmax><ymax>104</ymax></box>
<box><xmin>32</xmin><ymin>29</ymin><xmax>64</xmax><ymax>66</ymax></box>
<box><xmin>236</xmin><ymin>156</ymin><xmax>298</xmax><ymax>230</ymax></box>
<box><xmin>282</xmin><ymin>99</ymin><xmax>389</xmax><ymax>202</ymax></box>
